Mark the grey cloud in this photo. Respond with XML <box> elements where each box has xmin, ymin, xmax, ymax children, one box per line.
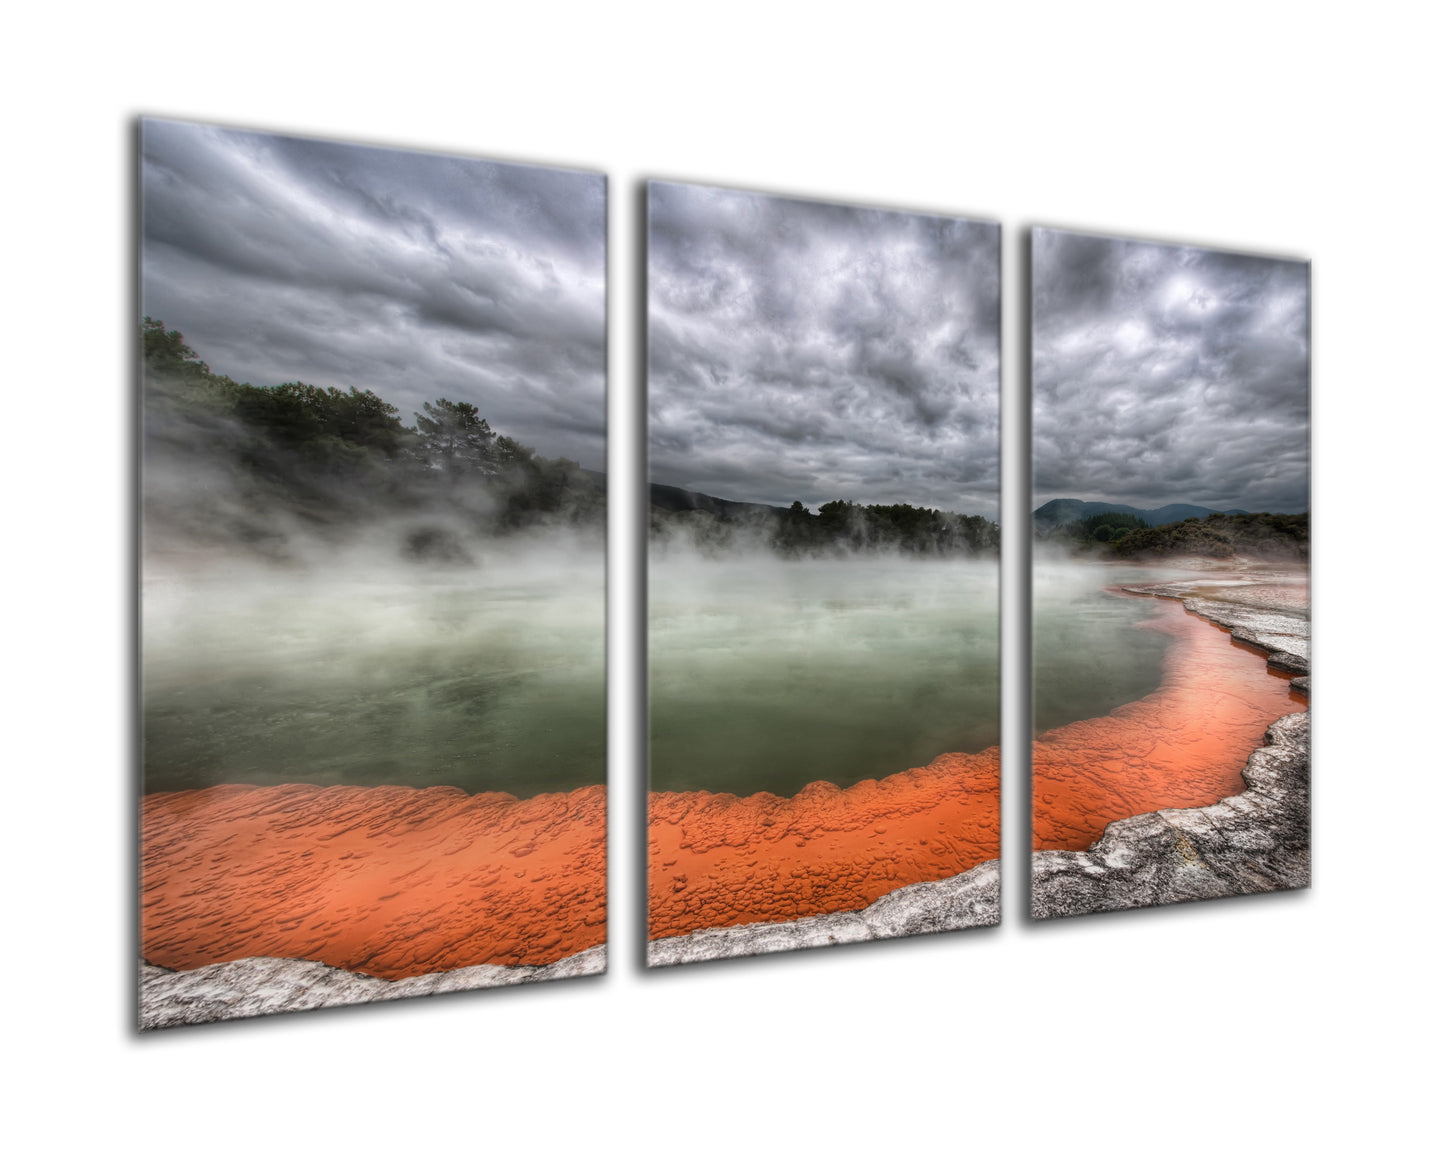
<box><xmin>1032</xmin><ymin>229</ymin><xmax>1308</xmax><ymax>513</ymax></box>
<box><xmin>140</xmin><ymin>119</ymin><xmax>605</xmax><ymax>469</ymax></box>
<box><xmin>648</xmin><ymin>182</ymin><xmax>1000</xmax><ymax>516</ymax></box>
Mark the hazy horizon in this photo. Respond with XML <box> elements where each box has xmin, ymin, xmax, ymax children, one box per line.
<box><xmin>140</xmin><ymin>121</ymin><xmax>609</xmax><ymax>797</ymax></box>
<box><xmin>1032</xmin><ymin>494</ymin><xmax>1308</xmax><ymax>516</ymax></box>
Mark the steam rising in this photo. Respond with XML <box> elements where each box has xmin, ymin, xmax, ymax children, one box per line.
<box><xmin>649</xmin><ymin>554</ymin><xmax>999</xmax><ymax>796</ymax></box>
<box><xmin>139</xmin><ymin>122</ymin><xmax>607</xmax><ymax>798</ymax></box>
<box><xmin>645</xmin><ymin>183</ymin><xmax>1004</xmax><ymax>797</ymax></box>
<box><xmin>144</xmin><ymin>540</ymin><xmax>604</xmax><ymax>796</ymax></box>
<box><xmin>140</xmin><ymin>363</ymin><xmax>607</xmax><ymax>797</ymax></box>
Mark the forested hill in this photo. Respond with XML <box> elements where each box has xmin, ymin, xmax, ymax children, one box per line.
<box><xmin>648</xmin><ymin>483</ymin><xmax>780</xmax><ymax>519</ymax></box>
<box><xmin>143</xmin><ymin>318</ymin><xmax>996</xmax><ymax>563</ymax></box>
<box><xmin>142</xmin><ymin>318</ymin><xmax>602</xmax><ymax>560</ymax></box>
<box><xmin>1108</xmin><ymin>512</ymin><xmax>1309</xmax><ymax>561</ymax></box>
<box><xmin>1034</xmin><ymin>497</ymin><xmax>1247</xmax><ymax>532</ymax></box>
<box><xmin>650</xmin><ymin>485</ymin><xmax>1000</xmax><ymax>558</ymax></box>
<box><xmin>1035</xmin><ymin>498</ymin><xmax>1307</xmax><ymax>561</ymax></box>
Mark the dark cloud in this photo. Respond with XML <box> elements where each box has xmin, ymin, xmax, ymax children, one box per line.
<box><xmin>647</xmin><ymin>182</ymin><xmax>999</xmax><ymax>516</ymax></box>
<box><xmin>1032</xmin><ymin>228</ymin><xmax>1309</xmax><ymax>513</ymax></box>
<box><xmin>140</xmin><ymin>119</ymin><xmax>606</xmax><ymax>468</ymax></box>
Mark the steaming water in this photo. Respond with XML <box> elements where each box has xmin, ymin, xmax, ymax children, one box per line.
<box><xmin>142</xmin><ymin>546</ymin><xmax>605</xmax><ymax>796</ymax></box>
<box><xmin>650</xmin><ymin>556</ymin><xmax>1204</xmax><ymax>798</ymax></box>
<box><xmin>144</xmin><ymin>548</ymin><xmax>1211</xmax><ymax>800</ymax></box>
<box><xmin>649</xmin><ymin>556</ymin><xmax>999</xmax><ymax>796</ymax></box>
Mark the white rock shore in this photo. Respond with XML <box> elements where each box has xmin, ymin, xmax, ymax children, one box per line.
<box><xmin>647</xmin><ymin>858</ymin><xmax>1000</xmax><ymax>966</ymax></box>
<box><xmin>1031</xmin><ymin>571</ymin><xmax>1311</xmax><ymax>917</ymax></box>
<box><xmin>140</xmin><ymin>945</ymin><xmax>605</xmax><ymax>1030</ymax></box>
<box><xmin>1032</xmin><ymin>710</ymin><xmax>1310</xmax><ymax>917</ymax></box>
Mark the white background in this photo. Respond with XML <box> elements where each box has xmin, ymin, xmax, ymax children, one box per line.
<box><xmin>6</xmin><ymin>3</ymin><xmax>1440</xmax><ymax>1148</ymax></box>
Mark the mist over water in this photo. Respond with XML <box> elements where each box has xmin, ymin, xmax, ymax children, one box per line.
<box><xmin>1032</xmin><ymin>558</ymin><xmax>1205</xmax><ymax>735</ymax></box>
<box><xmin>142</xmin><ymin>538</ymin><xmax>605</xmax><ymax>796</ymax></box>
<box><xmin>139</xmin><ymin>322</ymin><xmax>609</xmax><ymax>799</ymax></box>
<box><xmin>649</xmin><ymin>555</ymin><xmax>999</xmax><ymax>796</ymax></box>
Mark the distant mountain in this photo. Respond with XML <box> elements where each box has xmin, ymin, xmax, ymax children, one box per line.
<box><xmin>1111</xmin><ymin>512</ymin><xmax>1308</xmax><ymax>562</ymax></box>
<box><xmin>1033</xmin><ymin>498</ymin><xmax>1247</xmax><ymax>531</ymax></box>
<box><xmin>649</xmin><ymin>482</ymin><xmax>785</xmax><ymax>519</ymax></box>
<box><xmin>579</xmin><ymin>472</ymin><xmax>762</xmax><ymax>516</ymax></box>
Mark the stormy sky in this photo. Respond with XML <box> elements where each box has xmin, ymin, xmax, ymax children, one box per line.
<box><xmin>140</xmin><ymin>119</ymin><xmax>606</xmax><ymax>469</ymax></box>
<box><xmin>648</xmin><ymin>182</ymin><xmax>1000</xmax><ymax>517</ymax></box>
<box><xmin>1033</xmin><ymin>229</ymin><xmax>1309</xmax><ymax>513</ymax></box>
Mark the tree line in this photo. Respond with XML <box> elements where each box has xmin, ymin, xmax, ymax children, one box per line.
<box><xmin>651</xmin><ymin>494</ymin><xmax>999</xmax><ymax>558</ymax></box>
<box><xmin>1108</xmin><ymin>511</ymin><xmax>1309</xmax><ymax>561</ymax></box>
<box><xmin>145</xmin><ymin>318</ymin><xmax>1000</xmax><ymax>562</ymax></box>
<box><xmin>1047</xmin><ymin>511</ymin><xmax>1150</xmax><ymax>546</ymax></box>
<box><xmin>1042</xmin><ymin>508</ymin><xmax>1310</xmax><ymax>561</ymax></box>
<box><xmin>142</xmin><ymin>318</ymin><xmax>602</xmax><ymax>557</ymax></box>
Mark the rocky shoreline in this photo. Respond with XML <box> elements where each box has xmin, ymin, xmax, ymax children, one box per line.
<box><xmin>1032</xmin><ymin>569</ymin><xmax>1311</xmax><ymax>917</ymax></box>
<box><xmin>648</xmin><ymin>858</ymin><xmax>1000</xmax><ymax>966</ymax></box>
<box><xmin>1032</xmin><ymin>709</ymin><xmax>1309</xmax><ymax>917</ymax></box>
<box><xmin>140</xmin><ymin>945</ymin><xmax>606</xmax><ymax>1030</ymax></box>
<box><xmin>1121</xmin><ymin>572</ymin><xmax>1310</xmax><ymax>692</ymax></box>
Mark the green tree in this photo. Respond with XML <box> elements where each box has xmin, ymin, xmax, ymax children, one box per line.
<box><xmin>142</xmin><ymin>317</ymin><xmax>207</xmax><ymax>378</ymax></box>
<box><xmin>415</xmin><ymin>398</ymin><xmax>496</xmax><ymax>475</ymax></box>
<box><xmin>141</xmin><ymin>317</ymin><xmax>242</xmax><ymax>407</ymax></box>
<box><xmin>493</xmin><ymin>434</ymin><xmax>536</xmax><ymax>469</ymax></box>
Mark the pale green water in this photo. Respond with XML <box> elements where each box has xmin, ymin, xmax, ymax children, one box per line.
<box><xmin>649</xmin><ymin>556</ymin><xmax>1000</xmax><ymax>796</ymax></box>
<box><xmin>142</xmin><ymin>547</ymin><xmax>605</xmax><ymax>796</ymax></box>
<box><xmin>143</xmin><ymin>552</ymin><xmax>1189</xmax><ymax>800</ymax></box>
<box><xmin>1031</xmin><ymin>560</ymin><xmax>1199</xmax><ymax>735</ymax></box>
<box><xmin>649</xmin><ymin>556</ymin><xmax>1193</xmax><ymax>798</ymax></box>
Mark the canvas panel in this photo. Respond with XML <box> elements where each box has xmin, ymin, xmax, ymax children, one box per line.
<box><xmin>138</xmin><ymin>120</ymin><xmax>607</xmax><ymax>1026</ymax></box>
<box><xmin>1029</xmin><ymin>227</ymin><xmax>1310</xmax><ymax>919</ymax></box>
<box><xmin>646</xmin><ymin>181</ymin><xmax>1002</xmax><ymax>965</ymax></box>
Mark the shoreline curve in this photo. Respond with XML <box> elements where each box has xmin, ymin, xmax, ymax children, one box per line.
<box><xmin>1032</xmin><ymin>568</ymin><xmax>1311</xmax><ymax>917</ymax></box>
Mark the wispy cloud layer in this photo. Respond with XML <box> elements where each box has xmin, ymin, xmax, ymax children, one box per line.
<box><xmin>141</xmin><ymin>119</ymin><xmax>606</xmax><ymax>467</ymax></box>
<box><xmin>1033</xmin><ymin>229</ymin><xmax>1309</xmax><ymax>513</ymax></box>
<box><xmin>648</xmin><ymin>182</ymin><xmax>999</xmax><ymax>516</ymax></box>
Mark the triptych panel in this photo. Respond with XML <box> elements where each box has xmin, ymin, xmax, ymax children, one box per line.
<box><xmin>138</xmin><ymin>121</ymin><xmax>1309</xmax><ymax>1028</ymax></box>
<box><xmin>139</xmin><ymin>122</ymin><xmax>608</xmax><ymax>1027</ymax></box>
<box><xmin>645</xmin><ymin>183</ymin><xmax>1002</xmax><ymax>963</ymax></box>
<box><xmin>1030</xmin><ymin>230</ymin><xmax>1311</xmax><ymax>918</ymax></box>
